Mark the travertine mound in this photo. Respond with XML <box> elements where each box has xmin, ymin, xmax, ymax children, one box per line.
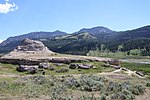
<box><xmin>1</xmin><ymin>38</ymin><xmax>54</xmax><ymax>59</ymax></box>
<box><xmin>15</xmin><ymin>38</ymin><xmax>50</xmax><ymax>52</ymax></box>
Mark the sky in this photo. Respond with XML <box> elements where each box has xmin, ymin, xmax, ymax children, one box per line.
<box><xmin>0</xmin><ymin>0</ymin><xmax>150</xmax><ymax>42</ymax></box>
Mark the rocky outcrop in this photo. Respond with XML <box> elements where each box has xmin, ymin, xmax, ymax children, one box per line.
<box><xmin>14</xmin><ymin>38</ymin><xmax>50</xmax><ymax>52</ymax></box>
<box><xmin>69</xmin><ymin>63</ymin><xmax>93</xmax><ymax>69</ymax></box>
<box><xmin>16</xmin><ymin>65</ymin><xmax>38</xmax><ymax>73</ymax></box>
<box><xmin>110</xmin><ymin>65</ymin><xmax>121</xmax><ymax>69</ymax></box>
<box><xmin>69</xmin><ymin>64</ymin><xmax>78</xmax><ymax>69</ymax></box>
<box><xmin>1</xmin><ymin>38</ymin><xmax>54</xmax><ymax>59</ymax></box>
<box><xmin>50</xmin><ymin>58</ymin><xmax>85</xmax><ymax>64</ymax></box>
<box><xmin>78</xmin><ymin>64</ymin><xmax>93</xmax><ymax>69</ymax></box>
<box><xmin>136</xmin><ymin>71</ymin><xmax>145</xmax><ymax>77</ymax></box>
<box><xmin>0</xmin><ymin>58</ymin><xmax>43</xmax><ymax>65</ymax></box>
<box><xmin>108</xmin><ymin>59</ymin><xmax>120</xmax><ymax>66</ymax></box>
<box><xmin>51</xmin><ymin>58</ymin><xmax>71</xmax><ymax>64</ymax></box>
<box><xmin>39</xmin><ymin>63</ymin><xmax>50</xmax><ymax>69</ymax></box>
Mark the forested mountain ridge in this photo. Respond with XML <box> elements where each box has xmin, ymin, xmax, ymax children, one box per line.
<box><xmin>0</xmin><ymin>31</ymin><xmax>67</xmax><ymax>46</ymax></box>
<box><xmin>0</xmin><ymin>30</ymin><xmax>67</xmax><ymax>53</ymax></box>
<box><xmin>77</xmin><ymin>26</ymin><xmax>116</xmax><ymax>37</ymax></box>
<box><xmin>107</xmin><ymin>25</ymin><xmax>150</xmax><ymax>53</ymax></box>
<box><xmin>114</xmin><ymin>25</ymin><xmax>150</xmax><ymax>41</ymax></box>
<box><xmin>0</xmin><ymin>25</ymin><xmax>150</xmax><ymax>55</ymax></box>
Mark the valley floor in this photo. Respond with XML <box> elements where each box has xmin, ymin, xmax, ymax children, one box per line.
<box><xmin>0</xmin><ymin>53</ymin><xmax>150</xmax><ymax>100</ymax></box>
<box><xmin>0</xmin><ymin>61</ymin><xmax>150</xmax><ymax>100</ymax></box>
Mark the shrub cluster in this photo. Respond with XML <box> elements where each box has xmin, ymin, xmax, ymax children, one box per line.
<box><xmin>66</xmin><ymin>75</ymin><xmax>105</xmax><ymax>91</ymax></box>
<box><xmin>56</xmin><ymin>68</ymin><xmax>69</xmax><ymax>73</ymax></box>
<box><xmin>0</xmin><ymin>75</ymin><xmax>146</xmax><ymax>100</ymax></box>
<box><xmin>109</xmin><ymin>81</ymin><xmax>145</xmax><ymax>100</ymax></box>
<box><xmin>65</xmin><ymin>75</ymin><xmax>145</xmax><ymax>100</ymax></box>
<box><xmin>146</xmin><ymin>82</ymin><xmax>150</xmax><ymax>87</ymax></box>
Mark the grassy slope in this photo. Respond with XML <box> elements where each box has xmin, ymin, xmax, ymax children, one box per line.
<box><xmin>0</xmin><ymin>63</ymin><xmax>22</xmax><ymax>75</ymax></box>
<box><xmin>121</xmin><ymin>62</ymin><xmax>150</xmax><ymax>75</ymax></box>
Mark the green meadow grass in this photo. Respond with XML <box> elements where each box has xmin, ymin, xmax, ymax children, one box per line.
<box><xmin>121</xmin><ymin>62</ymin><xmax>150</xmax><ymax>75</ymax></box>
<box><xmin>44</xmin><ymin>61</ymin><xmax>114</xmax><ymax>75</ymax></box>
<box><xmin>0</xmin><ymin>61</ymin><xmax>114</xmax><ymax>76</ymax></box>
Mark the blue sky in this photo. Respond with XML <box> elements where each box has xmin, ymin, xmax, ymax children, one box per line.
<box><xmin>0</xmin><ymin>0</ymin><xmax>150</xmax><ymax>41</ymax></box>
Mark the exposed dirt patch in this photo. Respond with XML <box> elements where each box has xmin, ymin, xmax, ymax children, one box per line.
<box><xmin>135</xmin><ymin>88</ymin><xmax>150</xmax><ymax>100</ymax></box>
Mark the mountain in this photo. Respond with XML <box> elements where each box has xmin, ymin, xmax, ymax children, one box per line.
<box><xmin>0</xmin><ymin>25</ymin><xmax>150</xmax><ymax>55</ymax></box>
<box><xmin>0</xmin><ymin>30</ymin><xmax>67</xmax><ymax>53</ymax></box>
<box><xmin>44</xmin><ymin>25</ymin><xmax>150</xmax><ymax>55</ymax></box>
<box><xmin>78</xmin><ymin>26</ymin><xmax>114</xmax><ymax>34</ymax></box>
<box><xmin>76</xmin><ymin>26</ymin><xmax>116</xmax><ymax>38</ymax></box>
<box><xmin>42</xmin><ymin>32</ymin><xmax>98</xmax><ymax>55</ymax></box>
<box><xmin>0</xmin><ymin>30</ymin><xmax>67</xmax><ymax>46</ymax></box>
<box><xmin>55</xmin><ymin>32</ymin><xmax>96</xmax><ymax>40</ymax></box>
<box><xmin>114</xmin><ymin>25</ymin><xmax>150</xmax><ymax>41</ymax></box>
<box><xmin>107</xmin><ymin>25</ymin><xmax>150</xmax><ymax>51</ymax></box>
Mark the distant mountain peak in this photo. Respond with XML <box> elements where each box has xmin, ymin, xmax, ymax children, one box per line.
<box><xmin>79</xmin><ymin>26</ymin><xmax>112</xmax><ymax>31</ymax></box>
<box><xmin>54</xmin><ymin>30</ymin><xmax>61</xmax><ymax>32</ymax></box>
<box><xmin>91</xmin><ymin>26</ymin><xmax>110</xmax><ymax>29</ymax></box>
<box><xmin>78</xmin><ymin>26</ymin><xmax>115</xmax><ymax>37</ymax></box>
<box><xmin>53</xmin><ymin>30</ymin><xmax>66</xmax><ymax>34</ymax></box>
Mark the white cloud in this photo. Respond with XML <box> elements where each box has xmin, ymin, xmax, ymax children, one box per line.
<box><xmin>0</xmin><ymin>39</ymin><xmax>3</xmax><ymax>43</ymax></box>
<box><xmin>0</xmin><ymin>0</ymin><xmax>18</xmax><ymax>14</ymax></box>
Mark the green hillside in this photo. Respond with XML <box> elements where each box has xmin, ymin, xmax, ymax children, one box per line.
<box><xmin>0</xmin><ymin>25</ymin><xmax>150</xmax><ymax>56</ymax></box>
